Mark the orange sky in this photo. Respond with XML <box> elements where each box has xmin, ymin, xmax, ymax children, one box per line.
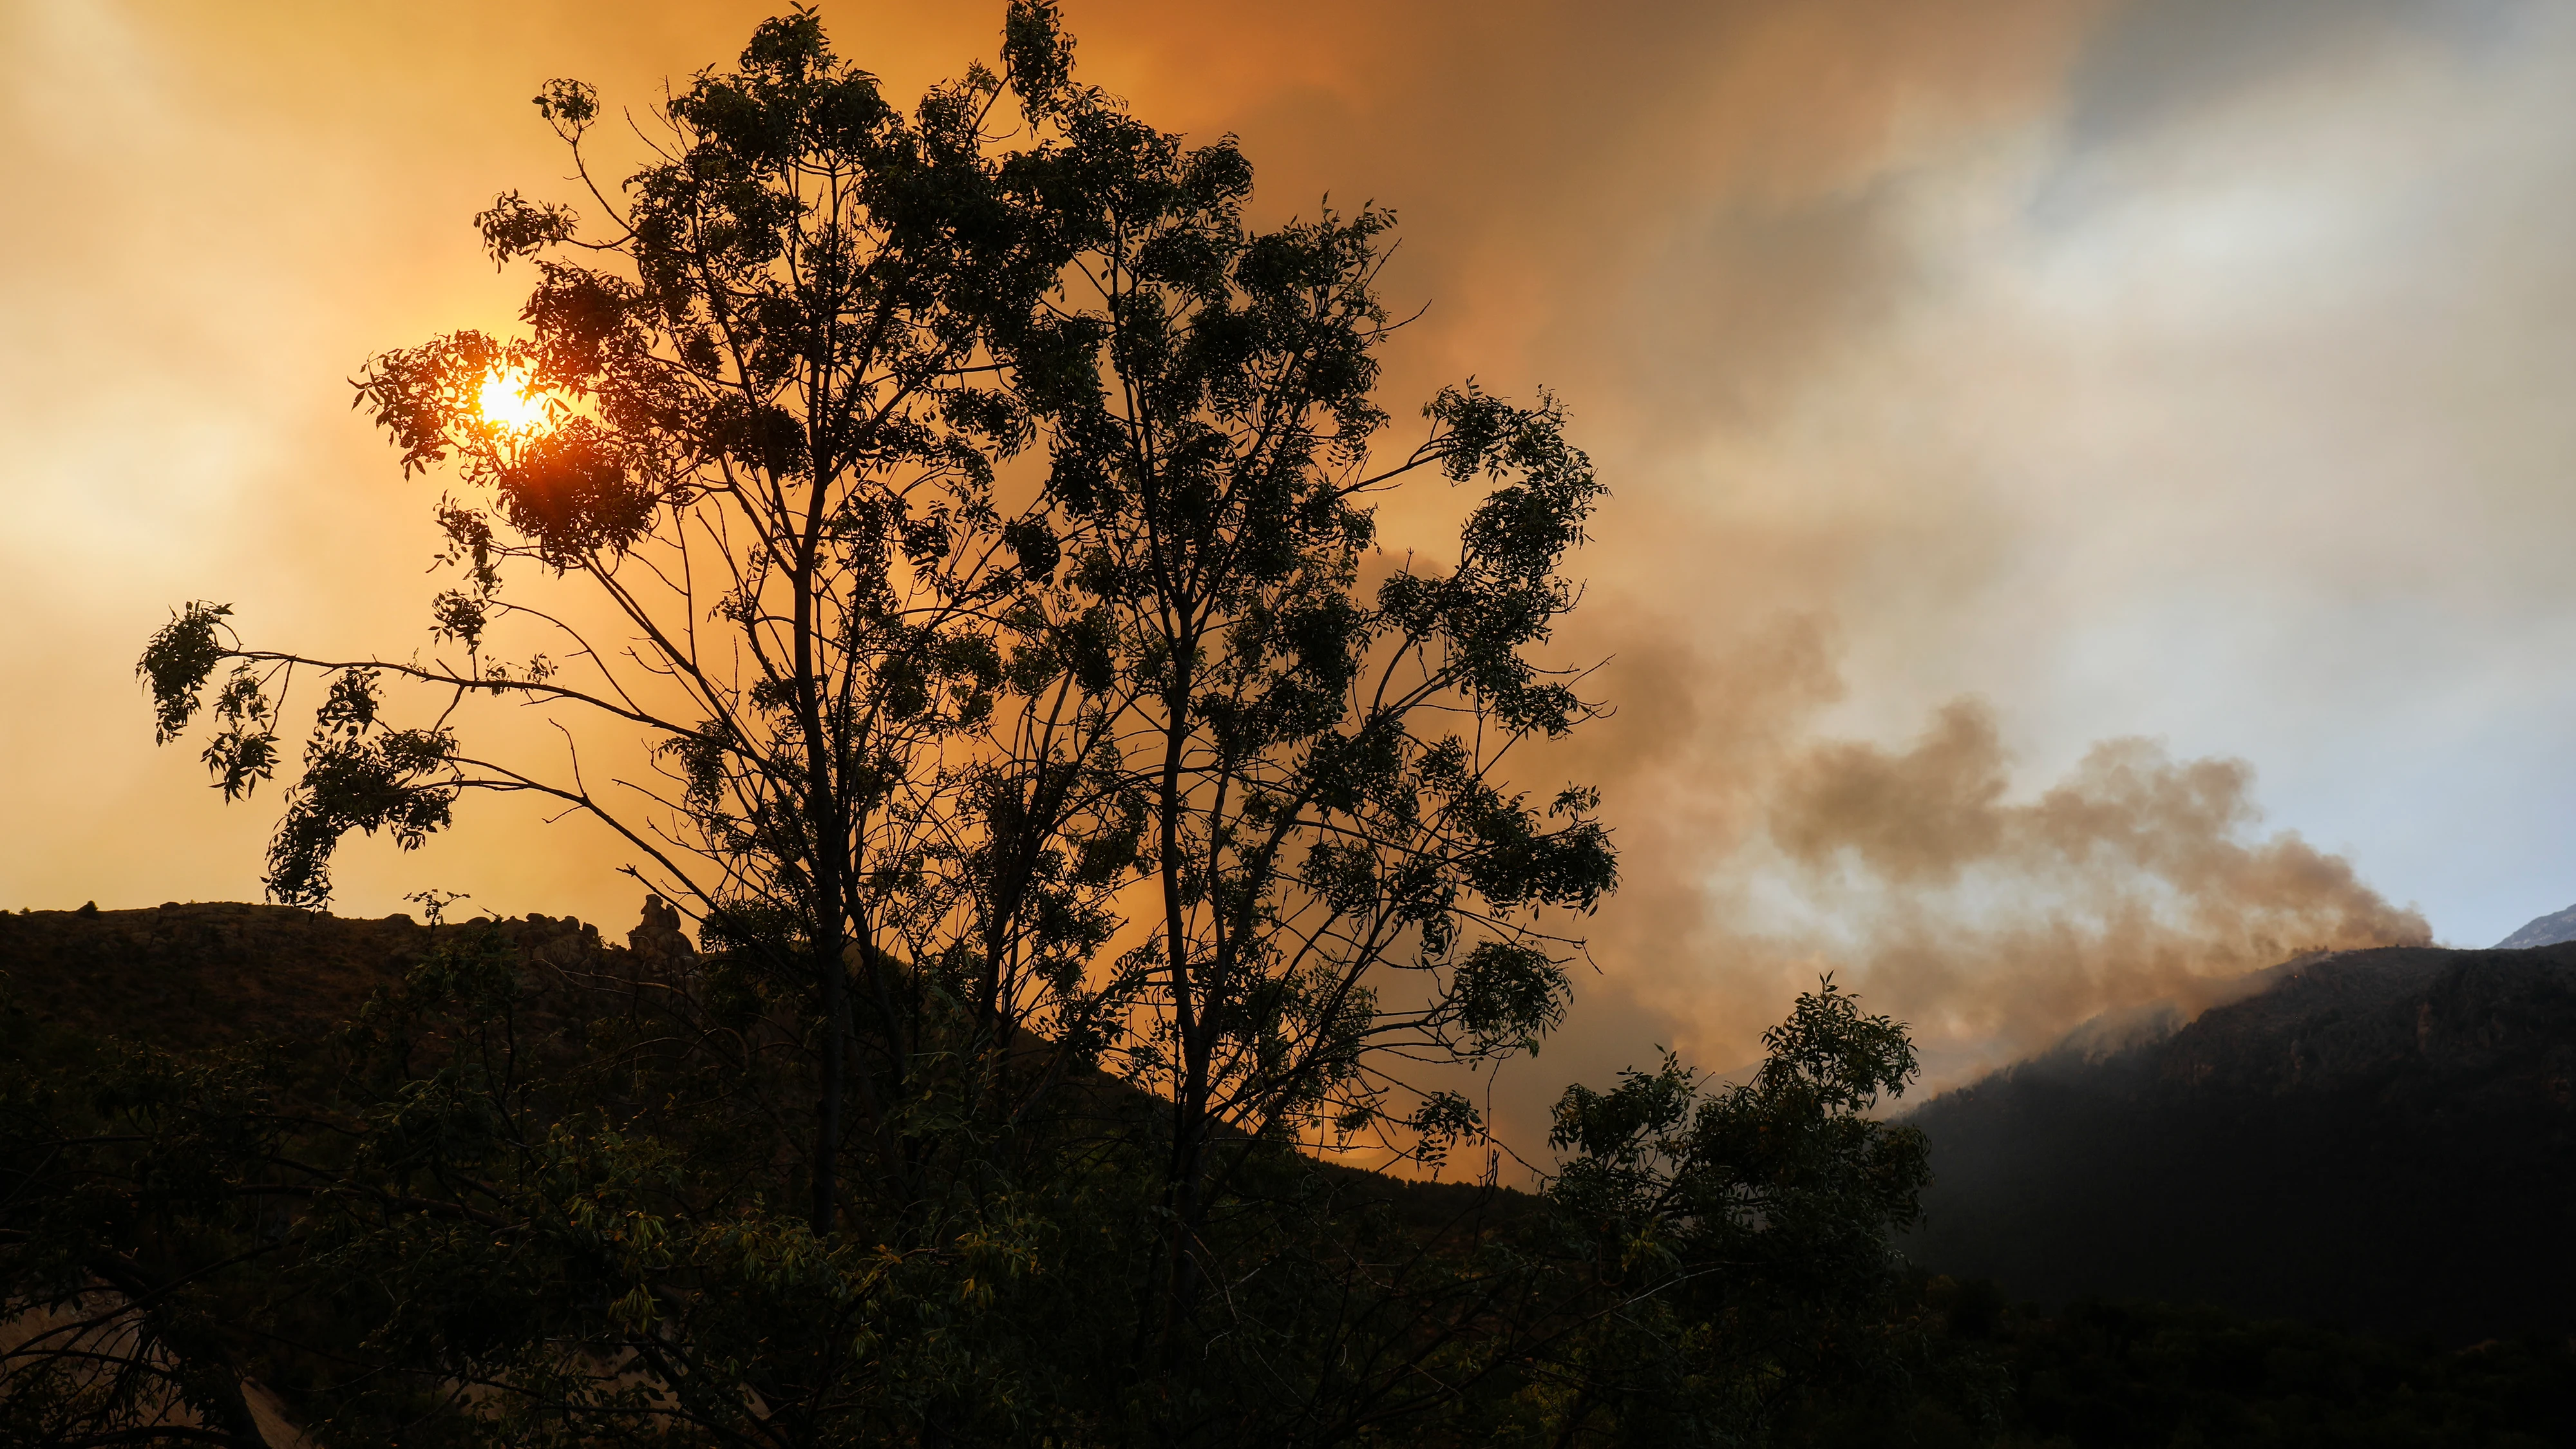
<box><xmin>9</xmin><ymin>1</ymin><xmax>2576</xmax><ymax>1126</ymax></box>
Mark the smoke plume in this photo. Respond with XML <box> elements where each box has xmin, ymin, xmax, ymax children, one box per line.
<box><xmin>9</xmin><ymin>2</ymin><xmax>2559</xmax><ymax>1159</ymax></box>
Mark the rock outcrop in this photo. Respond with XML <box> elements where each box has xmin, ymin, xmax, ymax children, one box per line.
<box><xmin>2494</xmin><ymin>900</ymin><xmax>2576</xmax><ymax>949</ymax></box>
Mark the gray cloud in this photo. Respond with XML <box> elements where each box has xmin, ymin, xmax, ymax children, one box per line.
<box><xmin>2066</xmin><ymin>0</ymin><xmax>2527</xmax><ymax>150</ymax></box>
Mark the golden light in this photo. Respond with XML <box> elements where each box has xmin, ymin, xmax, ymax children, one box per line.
<box><xmin>476</xmin><ymin>365</ymin><xmax>549</xmax><ymax>433</ymax></box>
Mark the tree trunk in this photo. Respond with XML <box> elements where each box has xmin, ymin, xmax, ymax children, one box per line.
<box><xmin>813</xmin><ymin>922</ymin><xmax>845</xmax><ymax>1237</ymax></box>
<box><xmin>1151</xmin><ymin>643</ymin><xmax>1211</xmax><ymax>1365</ymax></box>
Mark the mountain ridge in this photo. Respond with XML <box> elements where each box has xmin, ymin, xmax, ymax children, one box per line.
<box><xmin>2494</xmin><ymin>900</ymin><xmax>2576</xmax><ymax>949</ymax></box>
<box><xmin>1901</xmin><ymin>942</ymin><xmax>2576</xmax><ymax>1341</ymax></box>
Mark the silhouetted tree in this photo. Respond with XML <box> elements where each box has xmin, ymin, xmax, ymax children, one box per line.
<box><xmin>1539</xmin><ymin>980</ymin><xmax>1934</xmax><ymax>1441</ymax></box>
<box><xmin>139</xmin><ymin>0</ymin><xmax>1605</xmax><ymax>1262</ymax></box>
<box><xmin>108</xmin><ymin>8</ymin><xmax>1940</xmax><ymax>1445</ymax></box>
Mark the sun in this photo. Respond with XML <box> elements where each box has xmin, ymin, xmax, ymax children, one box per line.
<box><xmin>476</xmin><ymin>365</ymin><xmax>549</xmax><ymax>433</ymax></box>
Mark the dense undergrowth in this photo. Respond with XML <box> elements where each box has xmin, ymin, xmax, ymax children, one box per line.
<box><xmin>8</xmin><ymin>907</ymin><xmax>2566</xmax><ymax>1448</ymax></box>
<box><xmin>1</xmin><ymin>907</ymin><xmax>1942</xmax><ymax>1447</ymax></box>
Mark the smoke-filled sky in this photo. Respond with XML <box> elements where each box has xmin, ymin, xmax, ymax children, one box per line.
<box><xmin>7</xmin><ymin>0</ymin><xmax>2575</xmax><ymax>1106</ymax></box>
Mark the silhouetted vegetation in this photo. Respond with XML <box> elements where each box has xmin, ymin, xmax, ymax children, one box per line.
<box><xmin>1</xmin><ymin>905</ymin><xmax>1939</xmax><ymax>1446</ymax></box>
<box><xmin>18</xmin><ymin>899</ymin><xmax>2560</xmax><ymax>1446</ymax></box>
<box><xmin>1785</xmin><ymin>1279</ymin><xmax>2576</xmax><ymax>1448</ymax></box>
<box><xmin>28</xmin><ymin>7</ymin><xmax>1958</xmax><ymax>1443</ymax></box>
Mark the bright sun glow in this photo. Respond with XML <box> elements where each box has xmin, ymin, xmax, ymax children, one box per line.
<box><xmin>477</xmin><ymin>365</ymin><xmax>549</xmax><ymax>433</ymax></box>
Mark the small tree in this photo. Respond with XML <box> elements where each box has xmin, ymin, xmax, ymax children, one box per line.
<box><xmin>1540</xmin><ymin>979</ymin><xmax>1935</xmax><ymax>1441</ymax></box>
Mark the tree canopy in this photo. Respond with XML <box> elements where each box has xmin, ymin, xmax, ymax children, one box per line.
<box><xmin>91</xmin><ymin>8</ymin><xmax>1940</xmax><ymax>1445</ymax></box>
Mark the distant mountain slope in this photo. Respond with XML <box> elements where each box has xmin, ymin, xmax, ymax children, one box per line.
<box><xmin>2495</xmin><ymin>901</ymin><xmax>2576</xmax><ymax>949</ymax></box>
<box><xmin>1902</xmin><ymin>943</ymin><xmax>2576</xmax><ymax>1343</ymax></box>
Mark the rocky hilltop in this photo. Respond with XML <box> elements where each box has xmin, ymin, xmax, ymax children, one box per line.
<box><xmin>2495</xmin><ymin>900</ymin><xmax>2576</xmax><ymax>949</ymax></box>
<box><xmin>1903</xmin><ymin>942</ymin><xmax>2576</xmax><ymax>1341</ymax></box>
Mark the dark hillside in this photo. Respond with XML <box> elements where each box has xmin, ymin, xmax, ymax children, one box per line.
<box><xmin>0</xmin><ymin>902</ymin><xmax>1926</xmax><ymax>1447</ymax></box>
<box><xmin>0</xmin><ymin>902</ymin><xmax>1524</xmax><ymax>1225</ymax></box>
<box><xmin>0</xmin><ymin>903</ymin><xmax>605</xmax><ymax>1050</ymax></box>
<box><xmin>1902</xmin><ymin>943</ymin><xmax>2576</xmax><ymax>1341</ymax></box>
